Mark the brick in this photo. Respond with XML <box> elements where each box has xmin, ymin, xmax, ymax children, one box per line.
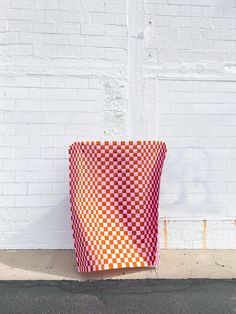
<box><xmin>15</xmin><ymin>171</ymin><xmax>39</xmax><ymax>182</ymax></box>
<box><xmin>18</xmin><ymin>32</ymin><xmax>43</xmax><ymax>44</ymax></box>
<box><xmin>228</xmin><ymin>182</ymin><xmax>236</xmax><ymax>193</ymax></box>
<box><xmin>40</xmin><ymin>195</ymin><xmax>64</xmax><ymax>206</ymax></box>
<box><xmin>29</xmin><ymin>88</ymin><xmax>77</xmax><ymax>100</ymax></box>
<box><xmin>190</xmin><ymin>0</ymin><xmax>211</xmax><ymax>6</ymax></box>
<box><xmin>57</xmin><ymin>0</ymin><xmax>78</xmax><ymax>11</ymax></box>
<box><xmin>3</xmin><ymin>183</ymin><xmax>27</xmax><ymax>195</ymax></box>
<box><xmin>29</xmin><ymin>159</ymin><xmax>53</xmax><ymax>171</ymax></box>
<box><xmin>104</xmin><ymin>48</ymin><xmax>127</xmax><ymax>60</ymax></box>
<box><xmin>113</xmin><ymin>14</ymin><xmax>127</xmax><ymax>26</ymax></box>
<box><xmin>67</xmin><ymin>12</ymin><xmax>89</xmax><ymax>23</ymax></box>
<box><xmin>15</xmin><ymin>195</ymin><xmax>41</xmax><ymax>207</ymax></box>
<box><xmin>89</xmin><ymin>79</ymin><xmax>100</xmax><ymax>89</ymax></box>
<box><xmin>6</xmin><ymin>8</ymin><xmax>43</xmax><ymax>20</ymax></box>
<box><xmin>77</xmin><ymin>88</ymin><xmax>104</xmax><ymax>100</ymax></box>
<box><xmin>4</xmin><ymin>135</ymin><xmax>28</xmax><ymax>146</ymax></box>
<box><xmin>81</xmin><ymin>24</ymin><xmax>104</xmax><ymax>36</ymax></box>
<box><xmin>32</xmin><ymin>22</ymin><xmax>56</xmax><ymax>33</ymax></box>
<box><xmin>56</xmin><ymin>46</ymin><xmax>81</xmax><ymax>58</ymax></box>
<box><xmin>104</xmin><ymin>2</ymin><xmax>127</xmax><ymax>13</ymax></box>
<box><xmin>104</xmin><ymin>25</ymin><xmax>127</xmax><ymax>37</ymax></box>
<box><xmin>0</xmin><ymin>87</ymin><xmax>29</xmax><ymax>99</ymax></box>
<box><xmin>52</xmin><ymin>135</ymin><xmax>75</xmax><ymax>147</ymax></box>
<box><xmin>5</xmin><ymin>112</ymin><xmax>30</xmax><ymax>123</ymax></box>
<box><xmin>43</xmin><ymin>10</ymin><xmax>67</xmax><ymax>22</ymax></box>
<box><xmin>0</xmin><ymin>112</ymin><xmax>4</xmax><ymax>122</ymax></box>
<box><xmin>43</xmin><ymin>34</ymin><xmax>67</xmax><ymax>45</ymax></box>
<box><xmin>52</xmin><ymin>182</ymin><xmax>69</xmax><ymax>194</ymax></box>
<box><xmin>90</xmin><ymin>13</ymin><xmax>113</xmax><ymax>25</ymax></box>
<box><xmin>8</xmin><ymin>44</ymin><xmax>32</xmax><ymax>56</ymax></box>
<box><xmin>2</xmin><ymin>32</ymin><xmax>18</xmax><ymax>44</ymax></box>
<box><xmin>14</xmin><ymin>124</ymin><xmax>41</xmax><ymax>136</ymax></box>
<box><xmin>34</xmin><ymin>0</ymin><xmax>57</xmax><ymax>10</ymax></box>
<box><xmin>0</xmin><ymin>136</ymin><xmax>4</xmax><ymax>147</ymax></box>
<box><xmin>2</xmin><ymin>207</ymin><xmax>29</xmax><ymax>219</ymax></box>
<box><xmin>9</xmin><ymin>0</ymin><xmax>33</xmax><ymax>9</ymax></box>
<box><xmin>179</xmin><ymin>5</ymin><xmax>201</xmax><ymax>16</ymax></box>
<box><xmin>64</xmin><ymin>123</ymin><xmax>99</xmax><ymax>136</ymax></box>
<box><xmin>56</xmin><ymin>23</ymin><xmax>80</xmax><ymax>34</ymax></box>
<box><xmin>41</xmin><ymin>148</ymin><xmax>66</xmax><ymax>159</ymax></box>
<box><xmin>29</xmin><ymin>135</ymin><xmax>53</xmax><ymax>147</ymax></box>
<box><xmin>81</xmin><ymin>47</ymin><xmax>104</xmax><ymax>59</ymax></box>
<box><xmin>41</xmin><ymin>124</ymin><xmax>65</xmax><ymax>136</ymax></box>
<box><xmin>145</xmin><ymin>4</ymin><xmax>179</xmax><ymax>15</ymax></box>
<box><xmin>0</xmin><ymin>196</ymin><xmax>14</xmax><ymax>207</ymax></box>
<box><xmin>0</xmin><ymin>147</ymin><xmax>15</xmax><ymax>158</ymax></box>
<box><xmin>0</xmin><ymin>100</ymin><xmax>16</xmax><ymax>111</ymax></box>
<box><xmin>67</xmin><ymin>35</ymin><xmax>91</xmax><ymax>46</ymax></box>
<box><xmin>92</xmin><ymin>36</ymin><xmax>126</xmax><ymax>48</ymax></box>
<box><xmin>16</xmin><ymin>147</ymin><xmax>40</xmax><ymax>159</ymax></box>
<box><xmin>0</xmin><ymin>0</ymin><xmax>9</xmax><ymax>8</ymax></box>
<box><xmin>82</xmin><ymin>1</ymin><xmax>104</xmax><ymax>13</ymax></box>
<box><xmin>39</xmin><ymin>171</ymin><xmax>66</xmax><ymax>183</ymax></box>
<box><xmin>28</xmin><ymin>183</ymin><xmax>52</xmax><ymax>194</ymax></box>
<box><xmin>8</xmin><ymin>20</ymin><xmax>32</xmax><ymax>32</ymax></box>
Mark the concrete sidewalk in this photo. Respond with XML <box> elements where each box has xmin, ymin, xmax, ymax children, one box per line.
<box><xmin>0</xmin><ymin>279</ymin><xmax>235</xmax><ymax>314</ymax></box>
<box><xmin>0</xmin><ymin>249</ymin><xmax>235</xmax><ymax>280</ymax></box>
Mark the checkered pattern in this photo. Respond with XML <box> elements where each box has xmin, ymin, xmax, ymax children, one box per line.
<box><xmin>68</xmin><ymin>140</ymin><xmax>167</xmax><ymax>272</ymax></box>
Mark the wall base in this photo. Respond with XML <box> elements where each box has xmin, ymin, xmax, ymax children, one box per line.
<box><xmin>0</xmin><ymin>250</ymin><xmax>235</xmax><ymax>280</ymax></box>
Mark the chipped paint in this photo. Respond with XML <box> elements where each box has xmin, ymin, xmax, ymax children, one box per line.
<box><xmin>202</xmin><ymin>220</ymin><xmax>207</xmax><ymax>249</ymax></box>
<box><xmin>163</xmin><ymin>219</ymin><xmax>168</xmax><ymax>249</ymax></box>
<box><xmin>103</xmin><ymin>78</ymin><xmax>128</xmax><ymax>140</ymax></box>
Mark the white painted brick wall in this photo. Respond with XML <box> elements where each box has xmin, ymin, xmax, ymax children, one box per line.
<box><xmin>0</xmin><ymin>0</ymin><xmax>235</xmax><ymax>249</ymax></box>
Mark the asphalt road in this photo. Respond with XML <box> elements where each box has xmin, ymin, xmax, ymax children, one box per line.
<box><xmin>0</xmin><ymin>279</ymin><xmax>235</xmax><ymax>314</ymax></box>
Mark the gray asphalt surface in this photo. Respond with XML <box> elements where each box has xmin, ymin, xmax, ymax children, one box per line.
<box><xmin>0</xmin><ymin>279</ymin><xmax>235</xmax><ymax>314</ymax></box>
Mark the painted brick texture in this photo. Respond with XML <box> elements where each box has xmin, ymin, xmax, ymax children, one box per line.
<box><xmin>0</xmin><ymin>0</ymin><xmax>235</xmax><ymax>249</ymax></box>
<box><xmin>0</xmin><ymin>0</ymin><xmax>128</xmax><ymax>249</ymax></box>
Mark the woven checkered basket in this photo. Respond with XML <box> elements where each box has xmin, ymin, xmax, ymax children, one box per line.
<box><xmin>69</xmin><ymin>140</ymin><xmax>167</xmax><ymax>272</ymax></box>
